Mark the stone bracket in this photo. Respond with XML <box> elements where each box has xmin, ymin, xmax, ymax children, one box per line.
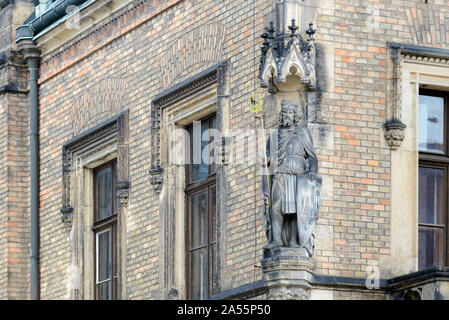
<box><xmin>383</xmin><ymin>120</ymin><xmax>407</xmax><ymax>150</ymax></box>
<box><xmin>116</xmin><ymin>181</ymin><xmax>130</xmax><ymax>208</ymax></box>
<box><xmin>149</xmin><ymin>167</ymin><xmax>163</xmax><ymax>193</ymax></box>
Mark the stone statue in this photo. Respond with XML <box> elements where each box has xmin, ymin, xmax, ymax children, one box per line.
<box><xmin>262</xmin><ymin>99</ymin><xmax>322</xmax><ymax>257</ymax></box>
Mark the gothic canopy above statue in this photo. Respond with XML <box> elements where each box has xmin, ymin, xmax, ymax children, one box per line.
<box><xmin>259</xmin><ymin>19</ymin><xmax>316</xmax><ymax>90</ymax></box>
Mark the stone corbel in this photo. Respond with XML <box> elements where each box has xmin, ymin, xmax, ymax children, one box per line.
<box><xmin>384</xmin><ymin>43</ymin><xmax>407</xmax><ymax>150</ymax></box>
<box><xmin>384</xmin><ymin>121</ymin><xmax>406</xmax><ymax>151</ymax></box>
<box><xmin>149</xmin><ymin>167</ymin><xmax>164</xmax><ymax>193</ymax></box>
<box><xmin>116</xmin><ymin>181</ymin><xmax>130</xmax><ymax>207</ymax></box>
<box><xmin>60</xmin><ymin>206</ymin><xmax>74</xmax><ymax>225</ymax></box>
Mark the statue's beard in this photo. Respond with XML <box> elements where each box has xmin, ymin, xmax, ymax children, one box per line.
<box><xmin>282</xmin><ymin>118</ymin><xmax>293</xmax><ymax>128</ymax></box>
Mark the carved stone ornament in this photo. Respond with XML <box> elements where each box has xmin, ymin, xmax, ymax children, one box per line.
<box><xmin>259</xmin><ymin>20</ymin><xmax>316</xmax><ymax>90</ymax></box>
<box><xmin>261</xmin><ymin>247</ymin><xmax>315</xmax><ymax>300</ymax></box>
<box><xmin>267</xmin><ymin>286</ymin><xmax>311</xmax><ymax>300</ymax></box>
<box><xmin>60</xmin><ymin>206</ymin><xmax>74</xmax><ymax>225</ymax></box>
<box><xmin>116</xmin><ymin>181</ymin><xmax>130</xmax><ymax>207</ymax></box>
<box><xmin>60</xmin><ymin>111</ymin><xmax>129</xmax><ymax>228</ymax></box>
<box><xmin>384</xmin><ymin>121</ymin><xmax>407</xmax><ymax>150</ymax></box>
<box><xmin>149</xmin><ymin>167</ymin><xmax>164</xmax><ymax>193</ymax></box>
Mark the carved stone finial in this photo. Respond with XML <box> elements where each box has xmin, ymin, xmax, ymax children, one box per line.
<box><xmin>288</xmin><ymin>19</ymin><xmax>299</xmax><ymax>37</ymax></box>
<box><xmin>306</xmin><ymin>23</ymin><xmax>316</xmax><ymax>42</ymax></box>
<box><xmin>384</xmin><ymin>121</ymin><xmax>407</xmax><ymax>150</ymax></box>
<box><xmin>259</xmin><ymin>20</ymin><xmax>317</xmax><ymax>88</ymax></box>
<box><xmin>267</xmin><ymin>21</ymin><xmax>276</xmax><ymax>40</ymax></box>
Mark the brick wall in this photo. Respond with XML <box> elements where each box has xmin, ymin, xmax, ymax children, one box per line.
<box><xmin>0</xmin><ymin>93</ymin><xmax>8</xmax><ymax>299</ymax></box>
<box><xmin>0</xmin><ymin>0</ymin><xmax>34</xmax><ymax>300</ymax></box>
<box><xmin>27</xmin><ymin>0</ymin><xmax>449</xmax><ymax>299</ymax></box>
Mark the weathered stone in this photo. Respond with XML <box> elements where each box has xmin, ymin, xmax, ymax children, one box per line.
<box><xmin>261</xmin><ymin>247</ymin><xmax>315</xmax><ymax>300</ymax></box>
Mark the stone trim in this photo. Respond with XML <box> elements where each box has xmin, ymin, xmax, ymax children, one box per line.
<box><xmin>150</xmin><ymin>61</ymin><xmax>224</xmax><ymax>183</ymax></box>
<box><xmin>209</xmin><ymin>273</ymin><xmax>392</xmax><ymax>300</ymax></box>
<box><xmin>209</xmin><ymin>280</ymin><xmax>268</xmax><ymax>300</ymax></box>
<box><xmin>212</xmin><ymin>269</ymin><xmax>449</xmax><ymax>300</ymax></box>
<box><xmin>151</xmin><ymin>60</ymin><xmax>230</xmax><ymax>299</ymax></box>
<box><xmin>60</xmin><ymin>111</ymin><xmax>129</xmax><ymax>227</ymax></box>
<box><xmin>0</xmin><ymin>85</ymin><xmax>28</xmax><ymax>95</ymax></box>
<box><xmin>389</xmin><ymin>42</ymin><xmax>449</xmax><ymax>61</ymax></box>
<box><xmin>388</xmin><ymin>266</ymin><xmax>449</xmax><ymax>292</ymax></box>
<box><xmin>383</xmin><ymin>43</ymin><xmax>449</xmax><ymax>150</ymax></box>
<box><xmin>385</xmin><ymin>43</ymin><xmax>449</xmax><ymax>150</ymax></box>
<box><xmin>153</xmin><ymin>63</ymin><xmax>220</xmax><ymax>109</ymax></box>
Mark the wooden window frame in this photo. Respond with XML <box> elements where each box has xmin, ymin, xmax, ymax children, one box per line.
<box><xmin>419</xmin><ymin>88</ymin><xmax>449</xmax><ymax>269</ymax></box>
<box><xmin>185</xmin><ymin>114</ymin><xmax>217</xmax><ymax>300</ymax></box>
<box><xmin>93</xmin><ymin>160</ymin><xmax>119</xmax><ymax>300</ymax></box>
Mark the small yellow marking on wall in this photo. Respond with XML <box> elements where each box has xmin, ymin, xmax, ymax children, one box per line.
<box><xmin>249</xmin><ymin>93</ymin><xmax>262</xmax><ymax>113</ymax></box>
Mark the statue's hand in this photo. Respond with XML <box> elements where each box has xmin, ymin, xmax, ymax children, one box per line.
<box><xmin>308</xmin><ymin>172</ymin><xmax>317</xmax><ymax>181</ymax></box>
<box><xmin>264</xmin><ymin>195</ymin><xmax>270</xmax><ymax>205</ymax></box>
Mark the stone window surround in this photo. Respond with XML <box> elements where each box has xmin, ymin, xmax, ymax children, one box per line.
<box><xmin>150</xmin><ymin>61</ymin><xmax>230</xmax><ymax>299</ymax></box>
<box><xmin>383</xmin><ymin>43</ymin><xmax>449</xmax><ymax>278</ymax></box>
<box><xmin>60</xmin><ymin>110</ymin><xmax>129</xmax><ymax>299</ymax></box>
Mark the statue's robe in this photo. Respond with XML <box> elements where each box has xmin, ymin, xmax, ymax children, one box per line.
<box><xmin>262</xmin><ymin>124</ymin><xmax>321</xmax><ymax>253</ymax></box>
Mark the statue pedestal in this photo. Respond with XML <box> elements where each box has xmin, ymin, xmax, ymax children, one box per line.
<box><xmin>261</xmin><ymin>247</ymin><xmax>315</xmax><ymax>300</ymax></box>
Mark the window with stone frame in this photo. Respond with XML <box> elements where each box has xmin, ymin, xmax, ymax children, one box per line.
<box><xmin>150</xmin><ymin>62</ymin><xmax>229</xmax><ymax>299</ymax></box>
<box><xmin>418</xmin><ymin>88</ymin><xmax>449</xmax><ymax>270</ymax></box>
<box><xmin>93</xmin><ymin>160</ymin><xmax>119</xmax><ymax>300</ymax></box>
<box><xmin>185</xmin><ymin>114</ymin><xmax>218</xmax><ymax>300</ymax></box>
<box><xmin>60</xmin><ymin>111</ymin><xmax>129</xmax><ymax>300</ymax></box>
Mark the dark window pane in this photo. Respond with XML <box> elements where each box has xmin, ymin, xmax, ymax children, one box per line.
<box><xmin>419</xmin><ymin>95</ymin><xmax>445</xmax><ymax>153</ymax></box>
<box><xmin>211</xmin><ymin>186</ymin><xmax>217</xmax><ymax>243</ymax></box>
<box><xmin>211</xmin><ymin>117</ymin><xmax>217</xmax><ymax>174</ymax></box>
<box><xmin>113</xmin><ymin>225</ymin><xmax>118</xmax><ymax>277</ymax></box>
<box><xmin>191</xmin><ymin>248</ymin><xmax>208</xmax><ymax>300</ymax></box>
<box><xmin>191</xmin><ymin>121</ymin><xmax>210</xmax><ymax>182</ymax></box>
<box><xmin>97</xmin><ymin>230</ymin><xmax>111</xmax><ymax>283</ymax></box>
<box><xmin>191</xmin><ymin>192</ymin><xmax>208</xmax><ymax>248</ymax></box>
<box><xmin>96</xmin><ymin>167</ymin><xmax>112</xmax><ymax>220</ymax></box>
<box><xmin>419</xmin><ymin>167</ymin><xmax>445</xmax><ymax>225</ymax></box>
<box><xmin>419</xmin><ymin>227</ymin><xmax>444</xmax><ymax>270</ymax></box>
<box><xmin>97</xmin><ymin>281</ymin><xmax>111</xmax><ymax>300</ymax></box>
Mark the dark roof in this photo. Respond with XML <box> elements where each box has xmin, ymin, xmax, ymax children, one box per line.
<box><xmin>16</xmin><ymin>0</ymin><xmax>89</xmax><ymax>42</ymax></box>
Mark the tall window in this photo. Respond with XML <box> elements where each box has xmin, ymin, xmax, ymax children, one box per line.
<box><xmin>418</xmin><ymin>89</ymin><xmax>449</xmax><ymax>270</ymax></box>
<box><xmin>186</xmin><ymin>114</ymin><xmax>217</xmax><ymax>300</ymax></box>
<box><xmin>93</xmin><ymin>160</ymin><xmax>119</xmax><ymax>300</ymax></box>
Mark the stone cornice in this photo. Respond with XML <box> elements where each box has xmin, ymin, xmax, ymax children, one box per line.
<box><xmin>388</xmin><ymin>266</ymin><xmax>449</xmax><ymax>292</ymax></box>
<box><xmin>388</xmin><ymin>42</ymin><xmax>449</xmax><ymax>65</ymax></box>
<box><xmin>402</xmin><ymin>53</ymin><xmax>449</xmax><ymax>66</ymax></box>
<box><xmin>152</xmin><ymin>62</ymin><xmax>221</xmax><ymax>109</ymax></box>
<box><xmin>63</xmin><ymin>114</ymin><xmax>119</xmax><ymax>152</ymax></box>
<box><xmin>61</xmin><ymin>111</ymin><xmax>129</xmax><ymax>227</ymax></box>
<box><xmin>0</xmin><ymin>85</ymin><xmax>28</xmax><ymax>95</ymax></box>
